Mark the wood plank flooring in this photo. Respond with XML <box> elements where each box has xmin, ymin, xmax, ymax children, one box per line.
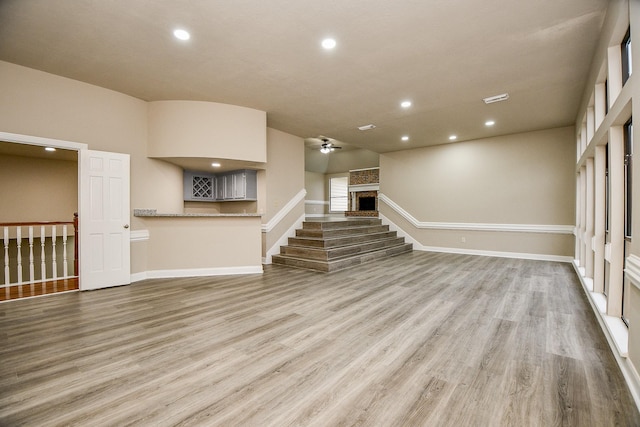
<box><xmin>0</xmin><ymin>277</ymin><xmax>79</xmax><ymax>302</ymax></box>
<box><xmin>1</xmin><ymin>252</ymin><xmax>638</xmax><ymax>426</ymax></box>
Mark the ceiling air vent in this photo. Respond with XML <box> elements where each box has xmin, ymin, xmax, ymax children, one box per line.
<box><xmin>483</xmin><ymin>93</ymin><xmax>509</xmax><ymax>104</ymax></box>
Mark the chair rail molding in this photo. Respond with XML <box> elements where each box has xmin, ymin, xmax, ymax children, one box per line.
<box><xmin>378</xmin><ymin>193</ymin><xmax>574</xmax><ymax>234</ymax></box>
<box><xmin>261</xmin><ymin>189</ymin><xmax>306</xmax><ymax>233</ymax></box>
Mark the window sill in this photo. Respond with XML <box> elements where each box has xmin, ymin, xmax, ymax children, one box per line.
<box><xmin>572</xmin><ymin>260</ymin><xmax>628</xmax><ymax>358</ymax></box>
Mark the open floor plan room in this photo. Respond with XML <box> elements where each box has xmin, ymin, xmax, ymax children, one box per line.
<box><xmin>1</xmin><ymin>252</ymin><xmax>638</xmax><ymax>426</ymax></box>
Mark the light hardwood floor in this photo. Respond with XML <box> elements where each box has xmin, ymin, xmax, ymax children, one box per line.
<box><xmin>1</xmin><ymin>252</ymin><xmax>638</xmax><ymax>426</ymax></box>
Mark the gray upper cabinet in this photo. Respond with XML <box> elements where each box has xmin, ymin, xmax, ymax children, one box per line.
<box><xmin>184</xmin><ymin>169</ymin><xmax>257</xmax><ymax>202</ymax></box>
<box><xmin>183</xmin><ymin>171</ymin><xmax>216</xmax><ymax>202</ymax></box>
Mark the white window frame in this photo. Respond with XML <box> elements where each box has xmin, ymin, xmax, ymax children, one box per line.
<box><xmin>329</xmin><ymin>176</ymin><xmax>348</xmax><ymax>212</ymax></box>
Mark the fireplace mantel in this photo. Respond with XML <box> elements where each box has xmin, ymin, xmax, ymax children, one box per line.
<box><xmin>348</xmin><ymin>183</ymin><xmax>379</xmax><ymax>193</ymax></box>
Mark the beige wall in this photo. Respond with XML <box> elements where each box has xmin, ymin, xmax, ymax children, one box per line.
<box><xmin>144</xmin><ymin>217</ymin><xmax>262</xmax><ymax>270</ymax></box>
<box><xmin>380</xmin><ymin>126</ymin><xmax>575</xmax><ymax>257</ymax></box>
<box><xmin>0</xmin><ymin>154</ymin><xmax>77</xmax><ymax>222</ymax></box>
<box><xmin>305</xmin><ymin>171</ymin><xmax>326</xmax><ymax>215</ymax></box>
<box><xmin>305</xmin><ymin>146</ymin><xmax>379</xmax><ymax>174</ymax></box>
<box><xmin>148</xmin><ymin>100</ymin><xmax>267</xmax><ymax>163</ymax></box>
<box><xmin>262</xmin><ymin>128</ymin><xmax>305</xmax><ymax>256</ymax></box>
<box><xmin>0</xmin><ymin>61</ymin><xmax>268</xmax><ymax>274</ymax></box>
<box><xmin>325</xmin><ymin>148</ymin><xmax>379</xmax><ymax>174</ymax></box>
<box><xmin>0</xmin><ymin>60</ymin><xmax>184</xmax><ymax>231</ymax></box>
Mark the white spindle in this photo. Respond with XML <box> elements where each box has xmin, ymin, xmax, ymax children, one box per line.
<box><xmin>3</xmin><ymin>227</ymin><xmax>9</xmax><ymax>286</ymax></box>
<box><xmin>51</xmin><ymin>225</ymin><xmax>57</xmax><ymax>280</ymax></box>
<box><xmin>29</xmin><ymin>225</ymin><xmax>35</xmax><ymax>282</ymax></box>
<box><xmin>17</xmin><ymin>227</ymin><xmax>22</xmax><ymax>284</ymax></box>
<box><xmin>40</xmin><ymin>226</ymin><xmax>46</xmax><ymax>281</ymax></box>
<box><xmin>62</xmin><ymin>225</ymin><xmax>68</xmax><ymax>278</ymax></box>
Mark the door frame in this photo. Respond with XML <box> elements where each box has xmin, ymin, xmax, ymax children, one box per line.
<box><xmin>0</xmin><ymin>131</ymin><xmax>132</xmax><ymax>290</ymax></box>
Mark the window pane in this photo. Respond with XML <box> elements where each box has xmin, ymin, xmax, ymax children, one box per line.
<box><xmin>330</xmin><ymin>177</ymin><xmax>348</xmax><ymax>212</ymax></box>
<box><xmin>624</xmin><ymin>119</ymin><xmax>633</xmax><ymax>239</ymax></box>
<box><xmin>622</xmin><ymin>27</ymin><xmax>632</xmax><ymax>85</ymax></box>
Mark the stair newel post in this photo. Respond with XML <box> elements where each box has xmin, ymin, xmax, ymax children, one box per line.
<box><xmin>62</xmin><ymin>225</ymin><xmax>68</xmax><ymax>278</ymax></box>
<box><xmin>17</xmin><ymin>227</ymin><xmax>24</xmax><ymax>284</ymax></box>
<box><xmin>40</xmin><ymin>226</ymin><xmax>46</xmax><ymax>281</ymax></box>
<box><xmin>27</xmin><ymin>226</ymin><xmax>34</xmax><ymax>282</ymax></box>
<box><xmin>3</xmin><ymin>227</ymin><xmax>9</xmax><ymax>289</ymax></box>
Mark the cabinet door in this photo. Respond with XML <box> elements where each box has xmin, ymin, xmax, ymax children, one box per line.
<box><xmin>233</xmin><ymin>171</ymin><xmax>246</xmax><ymax>199</ymax></box>
<box><xmin>224</xmin><ymin>173</ymin><xmax>234</xmax><ymax>199</ymax></box>
<box><xmin>215</xmin><ymin>174</ymin><xmax>226</xmax><ymax>200</ymax></box>
<box><xmin>184</xmin><ymin>171</ymin><xmax>215</xmax><ymax>201</ymax></box>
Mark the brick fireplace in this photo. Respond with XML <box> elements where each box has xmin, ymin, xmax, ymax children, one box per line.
<box><xmin>346</xmin><ymin>168</ymin><xmax>379</xmax><ymax>217</ymax></box>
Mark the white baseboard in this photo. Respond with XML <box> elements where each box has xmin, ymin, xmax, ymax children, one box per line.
<box><xmin>416</xmin><ymin>245</ymin><xmax>572</xmax><ymax>263</ymax></box>
<box><xmin>130</xmin><ymin>272</ymin><xmax>148</xmax><ymax>283</ymax></box>
<box><xmin>132</xmin><ymin>265</ymin><xmax>263</xmax><ymax>282</ymax></box>
<box><xmin>263</xmin><ymin>213</ymin><xmax>305</xmax><ymax>264</ymax></box>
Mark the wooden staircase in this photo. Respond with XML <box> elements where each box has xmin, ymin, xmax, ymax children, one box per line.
<box><xmin>272</xmin><ymin>217</ymin><xmax>412</xmax><ymax>272</ymax></box>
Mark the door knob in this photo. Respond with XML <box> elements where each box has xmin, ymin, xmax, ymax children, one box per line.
<box><xmin>124</xmin><ymin>224</ymin><xmax>130</xmax><ymax>229</ymax></box>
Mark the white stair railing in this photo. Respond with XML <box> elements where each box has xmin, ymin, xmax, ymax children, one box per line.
<box><xmin>1</xmin><ymin>220</ymin><xmax>78</xmax><ymax>289</ymax></box>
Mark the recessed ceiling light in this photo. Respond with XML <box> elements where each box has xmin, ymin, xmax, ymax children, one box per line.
<box><xmin>449</xmin><ymin>135</ymin><xmax>457</xmax><ymax>141</ymax></box>
<box><xmin>45</xmin><ymin>147</ymin><xmax>56</xmax><ymax>152</ymax></box>
<box><xmin>485</xmin><ymin>120</ymin><xmax>495</xmax><ymax>126</ymax></box>
<box><xmin>321</xmin><ymin>38</ymin><xmax>336</xmax><ymax>49</ymax></box>
<box><xmin>211</xmin><ymin>162</ymin><xmax>221</xmax><ymax>168</ymax></box>
<box><xmin>401</xmin><ymin>136</ymin><xmax>409</xmax><ymax>141</ymax></box>
<box><xmin>173</xmin><ymin>29</ymin><xmax>190</xmax><ymax>41</ymax></box>
<box><xmin>358</xmin><ymin>124</ymin><xmax>376</xmax><ymax>131</ymax></box>
<box><xmin>400</xmin><ymin>100</ymin><xmax>412</xmax><ymax>108</ymax></box>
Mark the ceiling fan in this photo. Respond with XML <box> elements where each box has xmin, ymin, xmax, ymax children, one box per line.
<box><xmin>310</xmin><ymin>136</ymin><xmax>342</xmax><ymax>153</ymax></box>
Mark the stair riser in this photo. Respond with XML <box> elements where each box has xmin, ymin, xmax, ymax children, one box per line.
<box><xmin>289</xmin><ymin>231</ymin><xmax>397</xmax><ymax>248</ymax></box>
<box><xmin>302</xmin><ymin>219</ymin><xmax>382</xmax><ymax>230</ymax></box>
<box><xmin>296</xmin><ymin>225</ymin><xmax>389</xmax><ymax>238</ymax></box>
<box><xmin>272</xmin><ymin>244</ymin><xmax>412</xmax><ymax>273</ymax></box>
<box><xmin>281</xmin><ymin>238</ymin><xmax>406</xmax><ymax>260</ymax></box>
<box><xmin>326</xmin><ymin>244</ymin><xmax>413</xmax><ymax>272</ymax></box>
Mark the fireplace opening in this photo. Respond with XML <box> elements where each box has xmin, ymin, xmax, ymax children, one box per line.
<box><xmin>359</xmin><ymin>196</ymin><xmax>376</xmax><ymax>211</ymax></box>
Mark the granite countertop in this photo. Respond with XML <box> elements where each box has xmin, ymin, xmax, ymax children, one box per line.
<box><xmin>133</xmin><ymin>209</ymin><xmax>262</xmax><ymax>218</ymax></box>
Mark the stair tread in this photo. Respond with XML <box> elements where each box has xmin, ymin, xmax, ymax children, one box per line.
<box><xmin>277</xmin><ymin>242</ymin><xmax>411</xmax><ymax>262</ymax></box>
<box><xmin>273</xmin><ymin>217</ymin><xmax>412</xmax><ymax>272</ymax></box>
<box><xmin>272</xmin><ymin>244</ymin><xmax>413</xmax><ymax>272</ymax></box>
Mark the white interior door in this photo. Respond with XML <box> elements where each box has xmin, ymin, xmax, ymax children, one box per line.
<box><xmin>79</xmin><ymin>149</ymin><xmax>130</xmax><ymax>290</ymax></box>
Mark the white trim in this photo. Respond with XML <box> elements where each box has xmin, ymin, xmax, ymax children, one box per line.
<box><xmin>130</xmin><ymin>229</ymin><xmax>150</xmax><ymax>242</ymax></box>
<box><xmin>130</xmin><ymin>272</ymin><xmax>148</xmax><ymax>283</ymax></box>
<box><xmin>0</xmin><ymin>131</ymin><xmax>88</xmax><ymax>151</ymax></box>
<box><xmin>305</xmin><ymin>199</ymin><xmax>329</xmax><ymax>205</ymax></box>
<box><xmin>349</xmin><ymin>184</ymin><xmax>380</xmax><ymax>192</ymax></box>
<box><xmin>263</xmin><ymin>213</ymin><xmax>305</xmax><ymax>264</ymax></box>
<box><xmin>379</xmin><ymin>213</ymin><xmax>571</xmax><ymax>263</ymax></box>
<box><xmin>572</xmin><ymin>260</ymin><xmax>640</xmax><ymax>409</ymax></box>
<box><xmin>379</xmin><ymin>193</ymin><xmax>574</xmax><ymax>234</ymax></box>
<box><xmin>415</xmin><ymin>245</ymin><xmax>572</xmax><ymax>263</ymax></box>
<box><xmin>144</xmin><ymin>265</ymin><xmax>263</xmax><ymax>280</ymax></box>
<box><xmin>625</xmin><ymin>254</ymin><xmax>640</xmax><ymax>291</ymax></box>
<box><xmin>261</xmin><ymin>189</ymin><xmax>306</xmax><ymax>233</ymax></box>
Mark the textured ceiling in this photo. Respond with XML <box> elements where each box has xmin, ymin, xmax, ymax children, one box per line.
<box><xmin>0</xmin><ymin>0</ymin><xmax>607</xmax><ymax>153</ymax></box>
